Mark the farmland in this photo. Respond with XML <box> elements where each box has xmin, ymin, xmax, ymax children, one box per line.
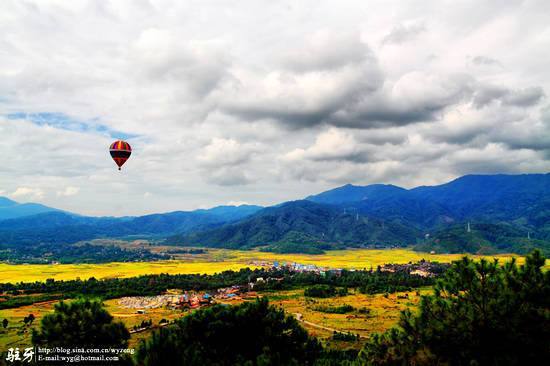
<box><xmin>0</xmin><ymin>297</ymin><xmax>188</xmax><ymax>349</ymax></box>
<box><xmin>0</xmin><ymin>287</ymin><xmax>427</xmax><ymax>350</ymax></box>
<box><xmin>0</xmin><ymin>248</ymin><xmax>529</xmax><ymax>283</ymax></box>
<box><xmin>0</xmin><ymin>248</ymin><xmax>544</xmax><ymax>354</ymax></box>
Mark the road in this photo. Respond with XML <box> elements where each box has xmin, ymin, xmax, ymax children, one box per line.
<box><xmin>293</xmin><ymin>313</ymin><xmax>367</xmax><ymax>338</ymax></box>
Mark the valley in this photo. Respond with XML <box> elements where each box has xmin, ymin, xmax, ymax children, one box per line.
<box><xmin>0</xmin><ymin>247</ymin><xmax>529</xmax><ymax>283</ymax></box>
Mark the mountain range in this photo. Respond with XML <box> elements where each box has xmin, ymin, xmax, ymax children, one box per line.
<box><xmin>0</xmin><ymin>197</ymin><xmax>61</xmax><ymax>220</ymax></box>
<box><xmin>1</xmin><ymin>173</ymin><xmax>549</xmax><ymax>259</ymax></box>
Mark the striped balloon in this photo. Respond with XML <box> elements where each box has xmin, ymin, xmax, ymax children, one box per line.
<box><xmin>109</xmin><ymin>140</ymin><xmax>132</xmax><ymax>170</ymax></box>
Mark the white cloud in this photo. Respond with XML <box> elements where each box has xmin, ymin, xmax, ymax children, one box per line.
<box><xmin>198</xmin><ymin>138</ymin><xmax>259</xmax><ymax>167</ymax></box>
<box><xmin>225</xmin><ymin>200</ymin><xmax>250</xmax><ymax>207</ymax></box>
<box><xmin>57</xmin><ymin>186</ymin><xmax>80</xmax><ymax>197</ymax></box>
<box><xmin>284</xmin><ymin>128</ymin><xmax>367</xmax><ymax>162</ymax></box>
<box><xmin>12</xmin><ymin>187</ymin><xmax>45</xmax><ymax>201</ymax></box>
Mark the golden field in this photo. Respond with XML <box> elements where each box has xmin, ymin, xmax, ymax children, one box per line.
<box><xmin>263</xmin><ymin>288</ymin><xmax>432</xmax><ymax>348</ymax></box>
<box><xmin>0</xmin><ymin>298</ymin><xmax>188</xmax><ymax>349</ymax></box>
<box><xmin>0</xmin><ymin>288</ymin><xmax>426</xmax><ymax>350</ymax></box>
<box><xmin>0</xmin><ymin>248</ymin><xmax>531</xmax><ymax>283</ymax></box>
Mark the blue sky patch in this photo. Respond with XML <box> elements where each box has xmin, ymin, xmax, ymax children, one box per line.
<box><xmin>6</xmin><ymin>112</ymin><xmax>138</xmax><ymax>140</ymax></box>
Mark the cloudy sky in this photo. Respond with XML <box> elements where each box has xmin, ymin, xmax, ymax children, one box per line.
<box><xmin>1</xmin><ymin>0</ymin><xmax>549</xmax><ymax>216</ymax></box>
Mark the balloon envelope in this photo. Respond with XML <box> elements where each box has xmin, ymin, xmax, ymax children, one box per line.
<box><xmin>109</xmin><ymin>140</ymin><xmax>132</xmax><ymax>170</ymax></box>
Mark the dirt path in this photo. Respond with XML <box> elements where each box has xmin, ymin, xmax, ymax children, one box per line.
<box><xmin>129</xmin><ymin>322</ymin><xmax>170</xmax><ymax>334</ymax></box>
<box><xmin>293</xmin><ymin>313</ymin><xmax>367</xmax><ymax>339</ymax></box>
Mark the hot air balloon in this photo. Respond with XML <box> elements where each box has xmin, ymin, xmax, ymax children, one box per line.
<box><xmin>109</xmin><ymin>140</ymin><xmax>132</xmax><ymax>170</ymax></box>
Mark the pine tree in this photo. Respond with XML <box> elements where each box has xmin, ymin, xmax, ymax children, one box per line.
<box><xmin>358</xmin><ymin>250</ymin><xmax>550</xmax><ymax>365</ymax></box>
<box><xmin>32</xmin><ymin>298</ymin><xmax>130</xmax><ymax>348</ymax></box>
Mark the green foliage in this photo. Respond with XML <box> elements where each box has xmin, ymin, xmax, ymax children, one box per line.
<box><xmin>32</xmin><ymin>298</ymin><xmax>130</xmax><ymax>348</ymax></box>
<box><xmin>313</xmin><ymin>349</ymin><xmax>358</xmax><ymax>366</ymax></box>
<box><xmin>358</xmin><ymin>250</ymin><xmax>550</xmax><ymax>365</ymax></box>
<box><xmin>23</xmin><ymin>313</ymin><xmax>35</xmax><ymax>326</ymax></box>
<box><xmin>332</xmin><ymin>331</ymin><xmax>359</xmax><ymax>341</ymax></box>
<box><xmin>136</xmin><ymin>298</ymin><xmax>321</xmax><ymax>366</ymax></box>
<box><xmin>304</xmin><ymin>285</ymin><xmax>347</xmax><ymax>298</ymax></box>
<box><xmin>0</xmin><ymin>293</ymin><xmax>64</xmax><ymax>310</ymax></box>
<box><xmin>0</xmin><ymin>242</ymin><xmax>163</xmax><ymax>264</ymax></box>
<box><xmin>314</xmin><ymin>304</ymin><xmax>355</xmax><ymax>314</ymax></box>
<box><xmin>416</xmin><ymin>223</ymin><xmax>550</xmax><ymax>255</ymax></box>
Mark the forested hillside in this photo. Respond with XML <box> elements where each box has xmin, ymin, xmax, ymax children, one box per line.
<box><xmin>1</xmin><ymin>174</ymin><xmax>549</xmax><ymax>256</ymax></box>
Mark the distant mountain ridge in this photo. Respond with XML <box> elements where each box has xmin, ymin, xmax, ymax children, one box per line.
<box><xmin>0</xmin><ymin>197</ymin><xmax>61</xmax><ymax>220</ymax></box>
<box><xmin>172</xmin><ymin>173</ymin><xmax>550</xmax><ymax>254</ymax></box>
<box><xmin>0</xmin><ymin>202</ymin><xmax>263</xmax><ymax>250</ymax></box>
<box><xmin>305</xmin><ymin>184</ymin><xmax>406</xmax><ymax>204</ymax></box>
<box><xmin>1</xmin><ymin>173</ymin><xmax>549</xmax><ymax>255</ymax></box>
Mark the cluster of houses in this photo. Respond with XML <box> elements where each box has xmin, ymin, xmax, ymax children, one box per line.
<box><xmin>379</xmin><ymin>260</ymin><xmax>450</xmax><ymax>277</ymax></box>
<box><xmin>117</xmin><ymin>293</ymin><xmax>214</xmax><ymax>311</ymax></box>
<box><xmin>215</xmin><ymin>285</ymin><xmax>258</xmax><ymax>301</ymax></box>
<box><xmin>119</xmin><ymin>286</ymin><xmax>263</xmax><ymax>313</ymax></box>
<box><xmin>268</xmin><ymin>260</ymin><xmax>344</xmax><ymax>276</ymax></box>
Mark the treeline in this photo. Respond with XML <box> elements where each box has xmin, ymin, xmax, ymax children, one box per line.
<box><xmin>304</xmin><ymin>284</ymin><xmax>348</xmax><ymax>298</ymax></box>
<box><xmin>0</xmin><ymin>243</ymin><xmax>163</xmax><ymax>264</ymax></box>
<box><xmin>0</xmin><ymin>267</ymin><xmax>435</xmax><ymax>306</ymax></box>
<box><xmin>0</xmin><ymin>293</ymin><xmax>64</xmax><ymax>310</ymax></box>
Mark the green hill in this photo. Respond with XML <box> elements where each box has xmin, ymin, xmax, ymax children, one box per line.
<box><xmin>169</xmin><ymin>200</ymin><xmax>419</xmax><ymax>252</ymax></box>
<box><xmin>415</xmin><ymin>223</ymin><xmax>550</xmax><ymax>256</ymax></box>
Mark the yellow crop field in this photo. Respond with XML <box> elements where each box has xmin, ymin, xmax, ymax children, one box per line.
<box><xmin>0</xmin><ymin>248</ymin><xmax>532</xmax><ymax>283</ymax></box>
<box><xmin>0</xmin><ymin>260</ymin><xmax>255</xmax><ymax>283</ymax></box>
<box><xmin>0</xmin><ymin>288</ymin><xmax>428</xmax><ymax>350</ymax></box>
<box><xmin>262</xmin><ymin>288</ymin><xmax>430</xmax><ymax>344</ymax></box>
<box><xmin>0</xmin><ymin>298</ymin><xmax>187</xmax><ymax>349</ymax></box>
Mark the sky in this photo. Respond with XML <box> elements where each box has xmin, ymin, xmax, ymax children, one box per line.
<box><xmin>1</xmin><ymin>0</ymin><xmax>549</xmax><ymax>216</ymax></box>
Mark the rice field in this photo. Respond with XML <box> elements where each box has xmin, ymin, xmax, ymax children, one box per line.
<box><xmin>0</xmin><ymin>248</ymin><xmax>530</xmax><ymax>283</ymax></box>
<box><xmin>0</xmin><ymin>287</ymin><xmax>428</xmax><ymax>351</ymax></box>
<box><xmin>263</xmin><ymin>288</ymin><xmax>429</xmax><ymax>348</ymax></box>
<box><xmin>0</xmin><ymin>298</ymin><xmax>187</xmax><ymax>349</ymax></box>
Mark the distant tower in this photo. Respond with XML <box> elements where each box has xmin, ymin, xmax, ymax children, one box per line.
<box><xmin>356</xmin><ymin>213</ymin><xmax>359</xmax><ymax>221</ymax></box>
<box><xmin>527</xmin><ymin>231</ymin><xmax>531</xmax><ymax>240</ymax></box>
<box><xmin>467</xmin><ymin>222</ymin><xmax>471</xmax><ymax>233</ymax></box>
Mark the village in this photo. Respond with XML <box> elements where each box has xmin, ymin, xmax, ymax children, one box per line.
<box><xmin>117</xmin><ymin>259</ymin><xmax>444</xmax><ymax>312</ymax></box>
<box><xmin>117</xmin><ymin>286</ymin><xmax>258</xmax><ymax>312</ymax></box>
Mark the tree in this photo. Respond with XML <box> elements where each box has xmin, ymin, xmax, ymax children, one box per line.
<box><xmin>32</xmin><ymin>298</ymin><xmax>130</xmax><ymax>348</ymax></box>
<box><xmin>2</xmin><ymin>318</ymin><xmax>7</xmax><ymax>329</ymax></box>
<box><xmin>136</xmin><ymin>298</ymin><xmax>321</xmax><ymax>366</ymax></box>
<box><xmin>358</xmin><ymin>250</ymin><xmax>550</xmax><ymax>365</ymax></box>
<box><xmin>23</xmin><ymin>314</ymin><xmax>35</xmax><ymax>326</ymax></box>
